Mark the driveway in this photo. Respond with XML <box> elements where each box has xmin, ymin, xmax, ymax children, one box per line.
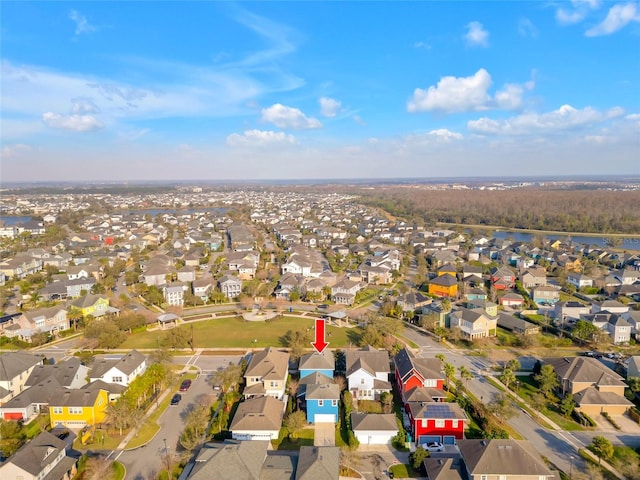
<box><xmin>314</xmin><ymin>422</ymin><xmax>335</xmax><ymax>446</ymax></box>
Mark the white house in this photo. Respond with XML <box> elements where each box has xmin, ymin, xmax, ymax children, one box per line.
<box><xmin>351</xmin><ymin>413</ymin><xmax>398</xmax><ymax>445</ymax></box>
<box><xmin>346</xmin><ymin>346</ymin><xmax>392</xmax><ymax>400</ymax></box>
<box><xmin>230</xmin><ymin>396</ymin><xmax>285</xmax><ymax>441</ymax></box>
<box><xmin>89</xmin><ymin>350</ymin><xmax>147</xmax><ymax>387</ymax></box>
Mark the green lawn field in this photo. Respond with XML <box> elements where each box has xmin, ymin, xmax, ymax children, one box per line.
<box><xmin>120</xmin><ymin>316</ymin><xmax>363</xmax><ymax>350</ymax></box>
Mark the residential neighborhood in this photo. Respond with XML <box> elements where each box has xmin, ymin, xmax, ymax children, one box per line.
<box><xmin>1</xmin><ymin>186</ymin><xmax>640</xmax><ymax>480</ymax></box>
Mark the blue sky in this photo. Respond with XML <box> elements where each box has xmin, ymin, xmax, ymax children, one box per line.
<box><xmin>1</xmin><ymin>1</ymin><xmax>639</xmax><ymax>182</ymax></box>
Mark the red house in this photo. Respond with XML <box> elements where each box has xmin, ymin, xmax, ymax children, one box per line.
<box><xmin>407</xmin><ymin>401</ymin><xmax>468</xmax><ymax>446</ymax></box>
<box><xmin>394</xmin><ymin>348</ymin><xmax>444</xmax><ymax>403</ymax></box>
<box><xmin>490</xmin><ymin>266</ymin><xmax>516</xmax><ymax>290</ymax></box>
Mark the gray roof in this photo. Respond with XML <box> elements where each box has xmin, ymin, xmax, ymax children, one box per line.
<box><xmin>573</xmin><ymin>387</ymin><xmax>633</xmax><ymax>408</ymax></box>
<box><xmin>458</xmin><ymin>439</ymin><xmax>554</xmax><ymax>476</ymax></box>
<box><xmin>544</xmin><ymin>357</ymin><xmax>626</xmax><ymax>388</ymax></box>
<box><xmin>26</xmin><ymin>358</ymin><xmax>85</xmax><ymax>388</ymax></box>
<box><xmin>295</xmin><ymin>446</ymin><xmax>339</xmax><ymax>480</ymax></box>
<box><xmin>1</xmin><ymin>378</ymin><xmax>63</xmax><ymax>409</ymax></box>
<box><xmin>90</xmin><ymin>350</ymin><xmax>146</xmax><ymax>378</ymax></box>
<box><xmin>245</xmin><ymin>347</ymin><xmax>289</xmax><ymax>382</ymax></box>
<box><xmin>0</xmin><ymin>352</ymin><xmax>43</xmax><ymax>381</ymax></box>
<box><xmin>230</xmin><ymin>396</ymin><xmax>285</xmax><ymax>432</ymax></box>
<box><xmin>189</xmin><ymin>440</ymin><xmax>269</xmax><ymax>480</ymax></box>
<box><xmin>5</xmin><ymin>431</ymin><xmax>68</xmax><ymax>476</ymax></box>
<box><xmin>423</xmin><ymin>457</ymin><xmax>464</xmax><ymax>480</ymax></box>
<box><xmin>346</xmin><ymin>346</ymin><xmax>390</xmax><ymax>377</ymax></box>
<box><xmin>49</xmin><ymin>384</ymin><xmax>105</xmax><ymax>407</ymax></box>
<box><xmin>299</xmin><ymin>351</ymin><xmax>335</xmax><ymax>372</ymax></box>
<box><xmin>305</xmin><ymin>383</ymin><xmax>340</xmax><ymax>401</ymax></box>
<box><xmin>351</xmin><ymin>413</ymin><xmax>398</xmax><ymax>432</ymax></box>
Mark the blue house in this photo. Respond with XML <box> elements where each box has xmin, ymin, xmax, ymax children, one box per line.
<box><xmin>305</xmin><ymin>383</ymin><xmax>340</xmax><ymax>423</ymax></box>
<box><xmin>299</xmin><ymin>351</ymin><xmax>335</xmax><ymax>379</ymax></box>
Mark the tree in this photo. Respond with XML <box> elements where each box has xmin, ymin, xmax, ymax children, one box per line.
<box><xmin>409</xmin><ymin>446</ymin><xmax>429</xmax><ymax>470</ymax></box>
<box><xmin>573</xmin><ymin>320</ymin><xmax>600</xmax><ymax>345</ymax></box>
<box><xmin>184</xmin><ymin>404</ymin><xmax>210</xmax><ymax>438</ymax></box>
<box><xmin>0</xmin><ymin>419</ymin><xmax>26</xmax><ymax>457</ymax></box>
<box><xmin>458</xmin><ymin>365</ymin><xmax>473</xmax><ymax>389</ymax></box>
<box><xmin>443</xmin><ymin>362</ymin><xmax>456</xmax><ymax>391</ymax></box>
<box><xmin>380</xmin><ymin>391</ymin><xmax>393</xmax><ymax>414</ymax></box>
<box><xmin>590</xmin><ymin>435</ymin><xmax>614</xmax><ymax>465</ymax></box>
<box><xmin>559</xmin><ymin>393</ymin><xmax>575</xmax><ymax>417</ymax></box>
<box><xmin>83</xmin><ymin>456</ymin><xmax>116</xmax><ymax>480</ymax></box>
<box><xmin>283</xmin><ymin>329</ymin><xmax>312</xmax><ymax>359</ymax></box>
<box><xmin>534</xmin><ymin>364</ymin><xmax>559</xmax><ymax>399</ymax></box>
<box><xmin>162</xmin><ymin>326</ymin><xmax>191</xmax><ymax>350</ymax></box>
<box><xmin>488</xmin><ymin>393</ymin><xmax>517</xmax><ymax>422</ymax></box>
<box><xmin>333</xmin><ymin>374</ymin><xmax>347</xmax><ymax>392</ymax></box>
<box><xmin>106</xmin><ymin>400</ymin><xmax>142</xmax><ymax>436</ymax></box>
<box><xmin>499</xmin><ymin>367</ymin><xmax>517</xmax><ymax>391</ymax></box>
<box><xmin>210</xmin><ymin>362</ymin><xmax>243</xmax><ymax>393</ymax></box>
<box><xmin>284</xmin><ymin>410</ymin><xmax>306</xmax><ymax>439</ymax></box>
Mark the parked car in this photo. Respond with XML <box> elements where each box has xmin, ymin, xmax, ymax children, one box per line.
<box><xmin>421</xmin><ymin>441</ymin><xmax>444</xmax><ymax>452</ymax></box>
<box><xmin>170</xmin><ymin>393</ymin><xmax>182</xmax><ymax>406</ymax></box>
<box><xmin>180</xmin><ymin>379</ymin><xmax>192</xmax><ymax>392</ymax></box>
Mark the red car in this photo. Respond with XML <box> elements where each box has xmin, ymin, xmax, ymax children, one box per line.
<box><xmin>179</xmin><ymin>379</ymin><xmax>192</xmax><ymax>392</ymax></box>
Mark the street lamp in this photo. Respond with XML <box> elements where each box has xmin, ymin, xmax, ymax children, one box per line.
<box><xmin>569</xmin><ymin>455</ymin><xmax>574</xmax><ymax>480</ymax></box>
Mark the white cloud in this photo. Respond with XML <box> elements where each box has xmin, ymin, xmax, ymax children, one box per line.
<box><xmin>70</xmin><ymin>97</ymin><xmax>100</xmax><ymax>115</ymax></box>
<box><xmin>585</xmin><ymin>2</ymin><xmax>640</xmax><ymax>36</ymax></box>
<box><xmin>1</xmin><ymin>144</ymin><xmax>33</xmax><ymax>159</ymax></box>
<box><xmin>404</xmin><ymin>129</ymin><xmax>463</xmax><ymax>145</ymax></box>
<box><xmin>518</xmin><ymin>18</ymin><xmax>538</xmax><ymax>37</ymax></box>
<box><xmin>69</xmin><ymin>10</ymin><xmax>96</xmax><ymax>36</ymax></box>
<box><xmin>319</xmin><ymin>97</ymin><xmax>342</xmax><ymax>117</ymax></box>
<box><xmin>464</xmin><ymin>21</ymin><xmax>489</xmax><ymax>47</ymax></box>
<box><xmin>408</xmin><ymin>69</ymin><xmax>492</xmax><ymax>113</ymax></box>
<box><xmin>353</xmin><ymin>115</ymin><xmax>366</xmax><ymax>126</ymax></box>
<box><xmin>226</xmin><ymin>129</ymin><xmax>296</xmax><ymax>147</ymax></box>
<box><xmin>42</xmin><ymin>112</ymin><xmax>104</xmax><ymax>132</ymax></box>
<box><xmin>556</xmin><ymin>0</ymin><xmax>601</xmax><ymax>24</ymax></box>
<box><xmin>467</xmin><ymin>104</ymin><xmax>624</xmax><ymax>135</ymax></box>
<box><xmin>413</xmin><ymin>41</ymin><xmax>431</xmax><ymax>50</ymax></box>
<box><xmin>495</xmin><ymin>83</ymin><xmax>531</xmax><ymax>110</ymax></box>
<box><xmin>261</xmin><ymin>104</ymin><xmax>322</xmax><ymax>129</ymax></box>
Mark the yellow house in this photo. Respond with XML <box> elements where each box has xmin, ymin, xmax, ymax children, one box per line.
<box><xmin>69</xmin><ymin>294</ymin><xmax>110</xmax><ymax>318</ymax></box>
<box><xmin>49</xmin><ymin>386</ymin><xmax>108</xmax><ymax>429</ymax></box>
<box><xmin>428</xmin><ymin>274</ymin><xmax>458</xmax><ymax>298</ymax></box>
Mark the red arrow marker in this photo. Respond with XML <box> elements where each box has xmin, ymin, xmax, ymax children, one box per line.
<box><xmin>311</xmin><ymin>318</ymin><xmax>329</xmax><ymax>353</ymax></box>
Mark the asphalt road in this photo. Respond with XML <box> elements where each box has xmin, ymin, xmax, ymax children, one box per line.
<box><xmin>116</xmin><ymin>373</ymin><xmax>218</xmax><ymax>480</ymax></box>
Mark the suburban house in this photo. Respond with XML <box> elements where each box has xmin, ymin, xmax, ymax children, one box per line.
<box><xmin>531</xmin><ymin>285</ymin><xmax>560</xmax><ymax>306</ymax></box>
<box><xmin>519</xmin><ymin>268</ymin><xmax>547</xmax><ymax>288</ymax></box>
<box><xmin>8</xmin><ymin>306</ymin><xmax>69</xmax><ymax>342</ymax></box>
<box><xmin>68</xmin><ymin>294</ymin><xmax>110</xmax><ymax>318</ymax></box>
<box><xmin>49</xmin><ymin>384</ymin><xmax>109</xmax><ymax>429</ymax></box>
<box><xmin>0</xmin><ymin>431</ymin><xmax>77</xmax><ymax>480</ymax></box>
<box><xmin>299</xmin><ymin>351</ymin><xmax>335</xmax><ymax>379</ymax></box>
<box><xmin>554</xmin><ymin>301</ymin><xmax>590</xmax><ymax>322</ymax></box>
<box><xmin>351</xmin><ymin>413</ymin><xmax>398</xmax><ymax>445</ymax></box>
<box><xmin>163</xmin><ymin>283</ymin><xmax>186</xmax><ymax>307</ymax></box>
<box><xmin>230</xmin><ymin>396</ymin><xmax>285</xmax><ymax>441</ymax></box>
<box><xmin>26</xmin><ymin>358</ymin><xmax>88</xmax><ymax>390</ymax></box>
<box><xmin>593</xmin><ymin>300</ymin><xmax>630</xmax><ymax>315</ymax></box>
<box><xmin>346</xmin><ymin>346</ymin><xmax>391</xmax><ymax>400</ymax></box>
<box><xmin>192</xmin><ymin>277</ymin><xmax>214</xmax><ymax>302</ymax></box>
<box><xmin>393</xmin><ymin>348</ymin><xmax>443</xmax><ymax>402</ymax></box>
<box><xmin>0</xmin><ymin>377</ymin><xmax>62</xmax><ymax>421</ymax></box>
<box><xmin>490</xmin><ymin>267</ymin><xmax>516</xmax><ymax>290</ymax></box>
<box><xmin>305</xmin><ymin>383</ymin><xmax>340</xmax><ymax>423</ymax></box>
<box><xmin>407</xmin><ymin>401</ymin><xmax>468</xmax><ymax>445</ymax></box>
<box><xmin>449</xmin><ymin>308</ymin><xmax>497</xmax><ymax>339</ymax></box>
<box><xmin>543</xmin><ymin>356</ymin><xmax>632</xmax><ymax>415</ymax></box>
<box><xmin>331</xmin><ymin>279</ymin><xmax>364</xmax><ymax>305</ymax></box>
<box><xmin>497</xmin><ymin>313</ymin><xmax>540</xmax><ymax>335</ymax></box>
<box><xmin>443</xmin><ymin>439</ymin><xmax>555</xmax><ymax>480</ymax></box>
<box><xmin>428</xmin><ymin>274</ymin><xmax>458</xmax><ymax>298</ymax></box>
<box><xmin>89</xmin><ymin>350</ymin><xmax>147</xmax><ymax>387</ymax></box>
<box><xmin>298</xmin><ymin>372</ymin><xmax>333</xmax><ymax>400</ymax></box>
<box><xmin>568</xmin><ymin>272</ymin><xmax>594</xmax><ymax>289</ymax></box>
<box><xmin>244</xmin><ymin>347</ymin><xmax>289</xmax><ymax>400</ymax></box>
<box><xmin>397</xmin><ymin>292</ymin><xmax>431</xmax><ymax>313</ymax></box>
<box><xmin>498</xmin><ymin>292</ymin><xmax>525</xmax><ymax>308</ymax></box>
<box><xmin>583</xmin><ymin>313</ymin><xmax>632</xmax><ymax>344</ymax></box>
<box><xmin>0</xmin><ymin>352</ymin><xmax>43</xmax><ymax>404</ymax></box>
<box><xmin>218</xmin><ymin>275</ymin><xmax>242</xmax><ymax>299</ymax></box>
<box><xmin>187</xmin><ymin>442</ymin><xmax>339</xmax><ymax>480</ymax></box>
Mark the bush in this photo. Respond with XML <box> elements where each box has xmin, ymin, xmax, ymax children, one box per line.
<box><xmin>347</xmin><ymin>431</ymin><xmax>359</xmax><ymax>449</ymax></box>
<box><xmin>409</xmin><ymin>446</ymin><xmax>429</xmax><ymax>473</ymax></box>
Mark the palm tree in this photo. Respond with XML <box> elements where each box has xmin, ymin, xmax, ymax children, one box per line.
<box><xmin>458</xmin><ymin>365</ymin><xmax>473</xmax><ymax>389</ymax></box>
<box><xmin>443</xmin><ymin>362</ymin><xmax>456</xmax><ymax>391</ymax></box>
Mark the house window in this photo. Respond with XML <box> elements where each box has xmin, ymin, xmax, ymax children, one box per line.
<box><xmin>69</xmin><ymin>407</ymin><xmax>83</xmax><ymax>415</ymax></box>
<box><xmin>435</xmin><ymin>419</ymin><xmax>445</xmax><ymax>428</ymax></box>
<box><xmin>481</xmin><ymin>476</ymin><xmax>488</xmax><ymax>480</ymax></box>
<box><xmin>318</xmin><ymin>400</ymin><xmax>324</xmax><ymax>407</ymax></box>
<box><xmin>332</xmin><ymin>399</ymin><xmax>338</xmax><ymax>407</ymax></box>
<box><xmin>270</xmin><ymin>381</ymin><xmax>277</xmax><ymax>388</ymax></box>
<box><xmin>53</xmin><ymin>407</ymin><xmax>63</xmax><ymax>414</ymax></box>
<box><xmin>421</xmin><ymin>419</ymin><xmax>427</xmax><ymax>428</ymax></box>
<box><xmin>424</xmin><ymin>379</ymin><xmax>436</xmax><ymax>387</ymax></box>
<box><xmin>499</xmin><ymin>476</ymin><xmax>507</xmax><ymax>480</ymax></box>
<box><xmin>112</xmin><ymin>376</ymin><xmax>123</xmax><ymax>383</ymax></box>
<box><xmin>360</xmin><ymin>378</ymin><xmax>365</xmax><ymax>384</ymax></box>
<box><xmin>452</xmin><ymin>420</ymin><xmax>458</xmax><ymax>428</ymax></box>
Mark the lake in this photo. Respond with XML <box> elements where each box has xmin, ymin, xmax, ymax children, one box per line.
<box><xmin>492</xmin><ymin>230</ymin><xmax>640</xmax><ymax>251</ymax></box>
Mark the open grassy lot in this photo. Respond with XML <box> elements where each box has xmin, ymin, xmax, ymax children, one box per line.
<box><xmin>121</xmin><ymin>316</ymin><xmax>363</xmax><ymax>349</ymax></box>
<box><xmin>272</xmin><ymin>426</ymin><xmax>315</xmax><ymax>450</ymax></box>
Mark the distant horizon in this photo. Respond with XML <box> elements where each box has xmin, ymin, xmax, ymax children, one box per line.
<box><xmin>2</xmin><ymin>173</ymin><xmax>640</xmax><ymax>188</ymax></box>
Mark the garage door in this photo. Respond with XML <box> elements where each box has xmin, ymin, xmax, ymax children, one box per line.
<box><xmin>4</xmin><ymin>412</ymin><xmax>23</xmax><ymax>420</ymax></box>
<box><xmin>418</xmin><ymin>435</ymin><xmax>441</xmax><ymax>445</ymax></box>
<box><xmin>357</xmin><ymin>434</ymin><xmax>392</xmax><ymax>445</ymax></box>
<box><xmin>314</xmin><ymin>414</ymin><xmax>336</xmax><ymax>423</ymax></box>
<box><xmin>443</xmin><ymin>436</ymin><xmax>456</xmax><ymax>445</ymax></box>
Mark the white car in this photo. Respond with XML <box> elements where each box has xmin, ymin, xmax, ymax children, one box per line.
<box><xmin>421</xmin><ymin>441</ymin><xmax>444</xmax><ymax>452</ymax></box>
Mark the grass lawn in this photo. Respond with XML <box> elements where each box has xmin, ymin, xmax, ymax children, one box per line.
<box><xmin>389</xmin><ymin>463</ymin><xmax>422</xmax><ymax>478</ymax></box>
<box><xmin>113</xmin><ymin>461</ymin><xmax>126</xmax><ymax>480</ymax></box>
<box><xmin>272</xmin><ymin>426</ymin><xmax>315</xmax><ymax>450</ymax></box>
<box><xmin>74</xmin><ymin>428</ymin><xmax>125</xmax><ymax>451</ymax></box>
<box><xmin>121</xmin><ymin>316</ymin><xmax>363</xmax><ymax>349</ymax></box>
<box><xmin>496</xmin><ymin>327</ymin><xmax>519</xmax><ymax>347</ymax></box>
<box><xmin>126</xmin><ymin>381</ymin><xmax>181</xmax><ymax>449</ymax></box>
<box><xmin>515</xmin><ymin>375</ymin><xmax>584</xmax><ymax>431</ymax></box>
<box><xmin>358</xmin><ymin>400</ymin><xmax>383</xmax><ymax>414</ymax></box>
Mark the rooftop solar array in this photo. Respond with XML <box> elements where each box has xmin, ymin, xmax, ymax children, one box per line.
<box><xmin>424</xmin><ymin>404</ymin><xmax>457</xmax><ymax>418</ymax></box>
